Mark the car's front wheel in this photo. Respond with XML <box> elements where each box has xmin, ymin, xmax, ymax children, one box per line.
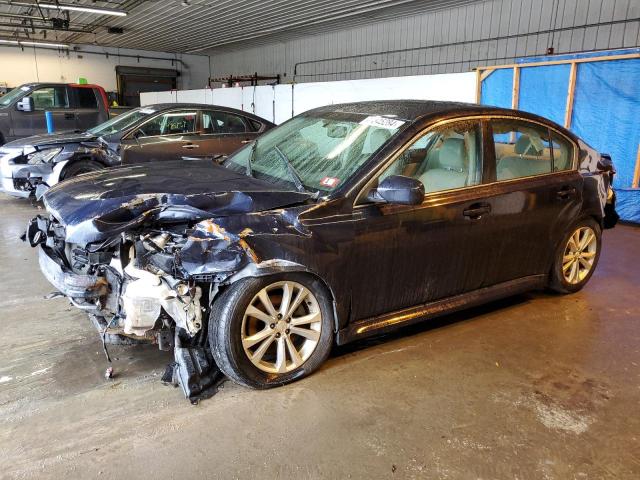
<box><xmin>209</xmin><ymin>273</ymin><xmax>334</xmax><ymax>389</ymax></box>
<box><xmin>549</xmin><ymin>218</ymin><xmax>602</xmax><ymax>293</ymax></box>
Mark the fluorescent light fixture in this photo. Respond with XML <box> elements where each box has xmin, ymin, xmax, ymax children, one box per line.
<box><xmin>36</xmin><ymin>2</ymin><xmax>127</xmax><ymax>16</ymax></box>
<box><xmin>0</xmin><ymin>38</ymin><xmax>69</xmax><ymax>48</ymax></box>
<box><xmin>21</xmin><ymin>40</ymin><xmax>69</xmax><ymax>48</ymax></box>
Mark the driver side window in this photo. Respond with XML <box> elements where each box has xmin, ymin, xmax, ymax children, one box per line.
<box><xmin>379</xmin><ymin>119</ymin><xmax>482</xmax><ymax>194</ymax></box>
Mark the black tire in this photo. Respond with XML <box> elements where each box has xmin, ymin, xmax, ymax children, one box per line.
<box><xmin>549</xmin><ymin>217</ymin><xmax>602</xmax><ymax>294</ymax></box>
<box><xmin>209</xmin><ymin>273</ymin><xmax>334</xmax><ymax>389</ymax></box>
<box><xmin>61</xmin><ymin>159</ymin><xmax>104</xmax><ymax>180</ymax></box>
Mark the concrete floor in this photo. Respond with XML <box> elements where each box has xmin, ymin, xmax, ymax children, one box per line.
<box><xmin>0</xmin><ymin>193</ymin><xmax>639</xmax><ymax>480</ymax></box>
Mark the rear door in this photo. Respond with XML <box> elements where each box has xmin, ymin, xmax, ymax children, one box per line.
<box><xmin>70</xmin><ymin>86</ymin><xmax>100</xmax><ymax>130</ymax></box>
<box><xmin>119</xmin><ymin>109</ymin><xmax>199</xmax><ymax>164</ymax></box>
<box><xmin>12</xmin><ymin>85</ymin><xmax>75</xmax><ymax>137</ymax></box>
<box><xmin>196</xmin><ymin>110</ymin><xmax>258</xmax><ymax>160</ymax></box>
<box><xmin>472</xmin><ymin>116</ymin><xmax>583</xmax><ymax>286</ymax></box>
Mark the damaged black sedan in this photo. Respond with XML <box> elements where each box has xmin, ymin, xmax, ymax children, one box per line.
<box><xmin>26</xmin><ymin>100</ymin><xmax>617</xmax><ymax>397</ymax></box>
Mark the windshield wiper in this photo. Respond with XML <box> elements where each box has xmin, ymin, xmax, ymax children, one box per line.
<box><xmin>272</xmin><ymin>145</ymin><xmax>309</xmax><ymax>194</ymax></box>
<box><xmin>246</xmin><ymin>139</ymin><xmax>257</xmax><ymax>177</ymax></box>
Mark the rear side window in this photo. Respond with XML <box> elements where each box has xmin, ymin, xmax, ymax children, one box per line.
<box><xmin>74</xmin><ymin>88</ymin><xmax>98</xmax><ymax>109</ymax></box>
<box><xmin>249</xmin><ymin>119</ymin><xmax>262</xmax><ymax>131</ymax></box>
<box><xmin>202</xmin><ymin>111</ymin><xmax>247</xmax><ymax>133</ymax></box>
<box><xmin>137</xmin><ymin>111</ymin><xmax>197</xmax><ymax>137</ymax></box>
<box><xmin>31</xmin><ymin>86</ymin><xmax>69</xmax><ymax>110</ymax></box>
<box><xmin>491</xmin><ymin>120</ymin><xmax>553</xmax><ymax>181</ymax></box>
<box><xmin>551</xmin><ymin>133</ymin><xmax>574</xmax><ymax>171</ymax></box>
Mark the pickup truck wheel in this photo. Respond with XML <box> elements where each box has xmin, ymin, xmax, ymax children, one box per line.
<box><xmin>549</xmin><ymin>218</ymin><xmax>601</xmax><ymax>294</ymax></box>
<box><xmin>61</xmin><ymin>160</ymin><xmax>104</xmax><ymax>180</ymax></box>
<box><xmin>209</xmin><ymin>273</ymin><xmax>334</xmax><ymax>389</ymax></box>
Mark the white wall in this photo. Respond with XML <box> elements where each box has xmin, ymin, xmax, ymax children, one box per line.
<box><xmin>0</xmin><ymin>44</ymin><xmax>211</xmax><ymax>93</ymax></box>
<box><xmin>141</xmin><ymin>71</ymin><xmax>476</xmax><ymax>124</ymax></box>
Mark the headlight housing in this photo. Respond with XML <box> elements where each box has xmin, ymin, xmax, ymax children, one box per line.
<box><xmin>27</xmin><ymin>147</ymin><xmax>63</xmax><ymax>165</ymax></box>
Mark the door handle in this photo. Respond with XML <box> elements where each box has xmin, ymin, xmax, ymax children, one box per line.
<box><xmin>182</xmin><ymin>143</ymin><xmax>199</xmax><ymax>149</ymax></box>
<box><xmin>556</xmin><ymin>186</ymin><xmax>577</xmax><ymax>200</ymax></box>
<box><xmin>64</xmin><ymin>113</ymin><xmax>75</xmax><ymax>119</ymax></box>
<box><xmin>240</xmin><ymin>139</ymin><xmax>253</xmax><ymax>144</ymax></box>
<box><xmin>463</xmin><ymin>202</ymin><xmax>491</xmax><ymax>220</ymax></box>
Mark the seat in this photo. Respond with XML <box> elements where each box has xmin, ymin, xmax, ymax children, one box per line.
<box><xmin>497</xmin><ymin>134</ymin><xmax>551</xmax><ymax>180</ymax></box>
<box><xmin>418</xmin><ymin>137</ymin><xmax>468</xmax><ymax>193</ymax></box>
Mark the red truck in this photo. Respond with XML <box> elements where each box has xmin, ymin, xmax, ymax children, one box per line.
<box><xmin>0</xmin><ymin>83</ymin><xmax>110</xmax><ymax>145</ymax></box>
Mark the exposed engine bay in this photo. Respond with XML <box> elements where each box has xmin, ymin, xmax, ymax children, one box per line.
<box><xmin>26</xmin><ymin>213</ymin><xmax>272</xmax><ymax>402</ymax></box>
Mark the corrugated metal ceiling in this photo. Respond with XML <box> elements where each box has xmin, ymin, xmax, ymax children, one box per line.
<box><xmin>0</xmin><ymin>0</ymin><xmax>482</xmax><ymax>54</ymax></box>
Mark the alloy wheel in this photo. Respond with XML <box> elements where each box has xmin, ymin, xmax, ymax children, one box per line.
<box><xmin>241</xmin><ymin>281</ymin><xmax>322</xmax><ymax>374</ymax></box>
<box><xmin>562</xmin><ymin>226</ymin><xmax>597</xmax><ymax>285</ymax></box>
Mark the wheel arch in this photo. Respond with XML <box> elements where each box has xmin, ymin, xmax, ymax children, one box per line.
<box><xmin>222</xmin><ymin>260</ymin><xmax>342</xmax><ymax>333</ymax></box>
<box><xmin>59</xmin><ymin>154</ymin><xmax>108</xmax><ymax>180</ymax></box>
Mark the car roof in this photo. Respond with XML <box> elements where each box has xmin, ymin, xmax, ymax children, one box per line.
<box><xmin>307</xmin><ymin>100</ymin><xmax>573</xmax><ymax>138</ymax></box>
<box><xmin>146</xmin><ymin>103</ymin><xmax>275</xmax><ymax>124</ymax></box>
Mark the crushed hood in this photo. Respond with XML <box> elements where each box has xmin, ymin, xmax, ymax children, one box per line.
<box><xmin>43</xmin><ymin>159</ymin><xmax>313</xmax><ymax>245</ymax></box>
<box><xmin>2</xmin><ymin>130</ymin><xmax>95</xmax><ymax>150</ymax></box>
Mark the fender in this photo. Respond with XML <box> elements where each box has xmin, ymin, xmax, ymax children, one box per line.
<box><xmin>224</xmin><ymin>259</ymin><xmax>343</xmax><ymax>333</ymax></box>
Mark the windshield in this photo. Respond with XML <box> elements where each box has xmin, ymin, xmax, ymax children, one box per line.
<box><xmin>0</xmin><ymin>85</ymin><xmax>31</xmax><ymax>107</ymax></box>
<box><xmin>88</xmin><ymin>107</ymin><xmax>157</xmax><ymax>136</ymax></box>
<box><xmin>223</xmin><ymin>111</ymin><xmax>405</xmax><ymax>193</ymax></box>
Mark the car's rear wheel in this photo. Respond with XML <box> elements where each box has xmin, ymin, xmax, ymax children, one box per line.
<box><xmin>549</xmin><ymin>218</ymin><xmax>601</xmax><ymax>293</ymax></box>
<box><xmin>209</xmin><ymin>273</ymin><xmax>334</xmax><ymax>389</ymax></box>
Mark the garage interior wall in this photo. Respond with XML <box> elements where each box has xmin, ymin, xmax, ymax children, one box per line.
<box><xmin>0</xmin><ymin>45</ymin><xmax>211</xmax><ymax>93</ymax></box>
<box><xmin>205</xmin><ymin>0</ymin><xmax>640</xmax><ymax>83</ymax></box>
<box><xmin>141</xmin><ymin>71</ymin><xmax>477</xmax><ymax>124</ymax></box>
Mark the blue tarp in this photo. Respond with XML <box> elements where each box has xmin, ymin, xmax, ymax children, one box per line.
<box><xmin>519</xmin><ymin>64</ymin><xmax>571</xmax><ymax>127</ymax></box>
<box><xmin>480</xmin><ymin>68</ymin><xmax>513</xmax><ymax>108</ymax></box>
<box><xmin>482</xmin><ymin>48</ymin><xmax>640</xmax><ymax>223</ymax></box>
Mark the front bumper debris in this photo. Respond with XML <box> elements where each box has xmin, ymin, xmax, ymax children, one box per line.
<box><xmin>162</xmin><ymin>341</ymin><xmax>223</xmax><ymax>404</ymax></box>
<box><xmin>38</xmin><ymin>246</ymin><xmax>108</xmax><ymax>301</ymax></box>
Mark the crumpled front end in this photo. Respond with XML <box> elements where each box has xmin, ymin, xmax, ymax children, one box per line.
<box><xmin>26</xmin><ymin>200</ymin><xmax>308</xmax><ymax>401</ymax></box>
<box><xmin>0</xmin><ymin>142</ymin><xmax>116</xmax><ymax>198</ymax></box>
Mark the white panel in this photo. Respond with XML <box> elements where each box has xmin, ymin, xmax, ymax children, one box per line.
<box><xmin>292</xmin><ymin>72</ymin><xmax>476</xmax><ymax>116</ymax></box>
<box><xmin>274</xmin><ymin>85</ymin><xmax>294</xmax><ymax>124</ymax></box>
<box><xmin>209</xmin><ymin>88</ymin><xmax>244</xmax><ymax>110</ymax></box>
<box><xmin>140</xmin><ymin>91</ymin><xmax>158</xmax><ymax>106</ymax></box>
<box><xmin>176</xmin><ymin>89</ymin><xmax>208</xmax><ymax>103</ymax></box>
<box><xmin>240</xmin><ymin>86</ymin><xmax>276</xmax><ymax>121</ymax></box>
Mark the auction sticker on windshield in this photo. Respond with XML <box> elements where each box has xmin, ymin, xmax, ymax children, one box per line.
<box><xmin>320</xmin><ymin>176</ymin><xmax>340</xmax><ymax>188</ymax></box>
<box><xmin>360</xmin><ymin>115</ymin><xmax>405</xmax><ymax>130</ymax></box>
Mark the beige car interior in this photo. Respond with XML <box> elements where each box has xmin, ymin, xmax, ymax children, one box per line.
<box><xmin>494</xmin><ymin>131</ymin><xmax>553</xmax><ymax>180</ymax></box>
<box><xmin>383</xmin><ymin>125</ymin><xmax>480</xmax><ymax>193</ymax></box>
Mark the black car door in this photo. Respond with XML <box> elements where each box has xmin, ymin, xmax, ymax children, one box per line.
<box><xmin>349</xmin><ymin>118</ymin><xmax>493</xmax><ymax>321</ymax></box>
<box><xmin>468</xmin><ymin>117</ymin><xmax>583</xmax><ymax>286</ymax></box>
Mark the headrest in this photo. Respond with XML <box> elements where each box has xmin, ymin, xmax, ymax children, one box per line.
<box><xmin>514</xmin><ymin>134</ymin><xmax>544</xmax><ymax>156</ymax></box>
<box><xmin>438</xmin><ymin>137</ymin><xmax>465</xmax><ymax>172</ymax></box>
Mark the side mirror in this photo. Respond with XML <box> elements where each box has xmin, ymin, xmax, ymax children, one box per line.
<box><xmin>369</xmin><ymin>175</ymin><xmax>425</xmax><ymax>205</ymax></box>
<box><xmin>16</xmin><ymin>96</ymin><xmax>34</xmax><ymax>112</ymax></box>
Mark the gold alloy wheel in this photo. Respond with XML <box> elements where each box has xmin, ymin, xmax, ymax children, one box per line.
<box><xmin>562</xmin><ymin>226</ymin><xmax>598</xmax><ymax>285</ymax></box>
<box><xmin>241</xmin><ymin>281</ymin><xmax>322</xmax><ymax>374</ymax></box>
